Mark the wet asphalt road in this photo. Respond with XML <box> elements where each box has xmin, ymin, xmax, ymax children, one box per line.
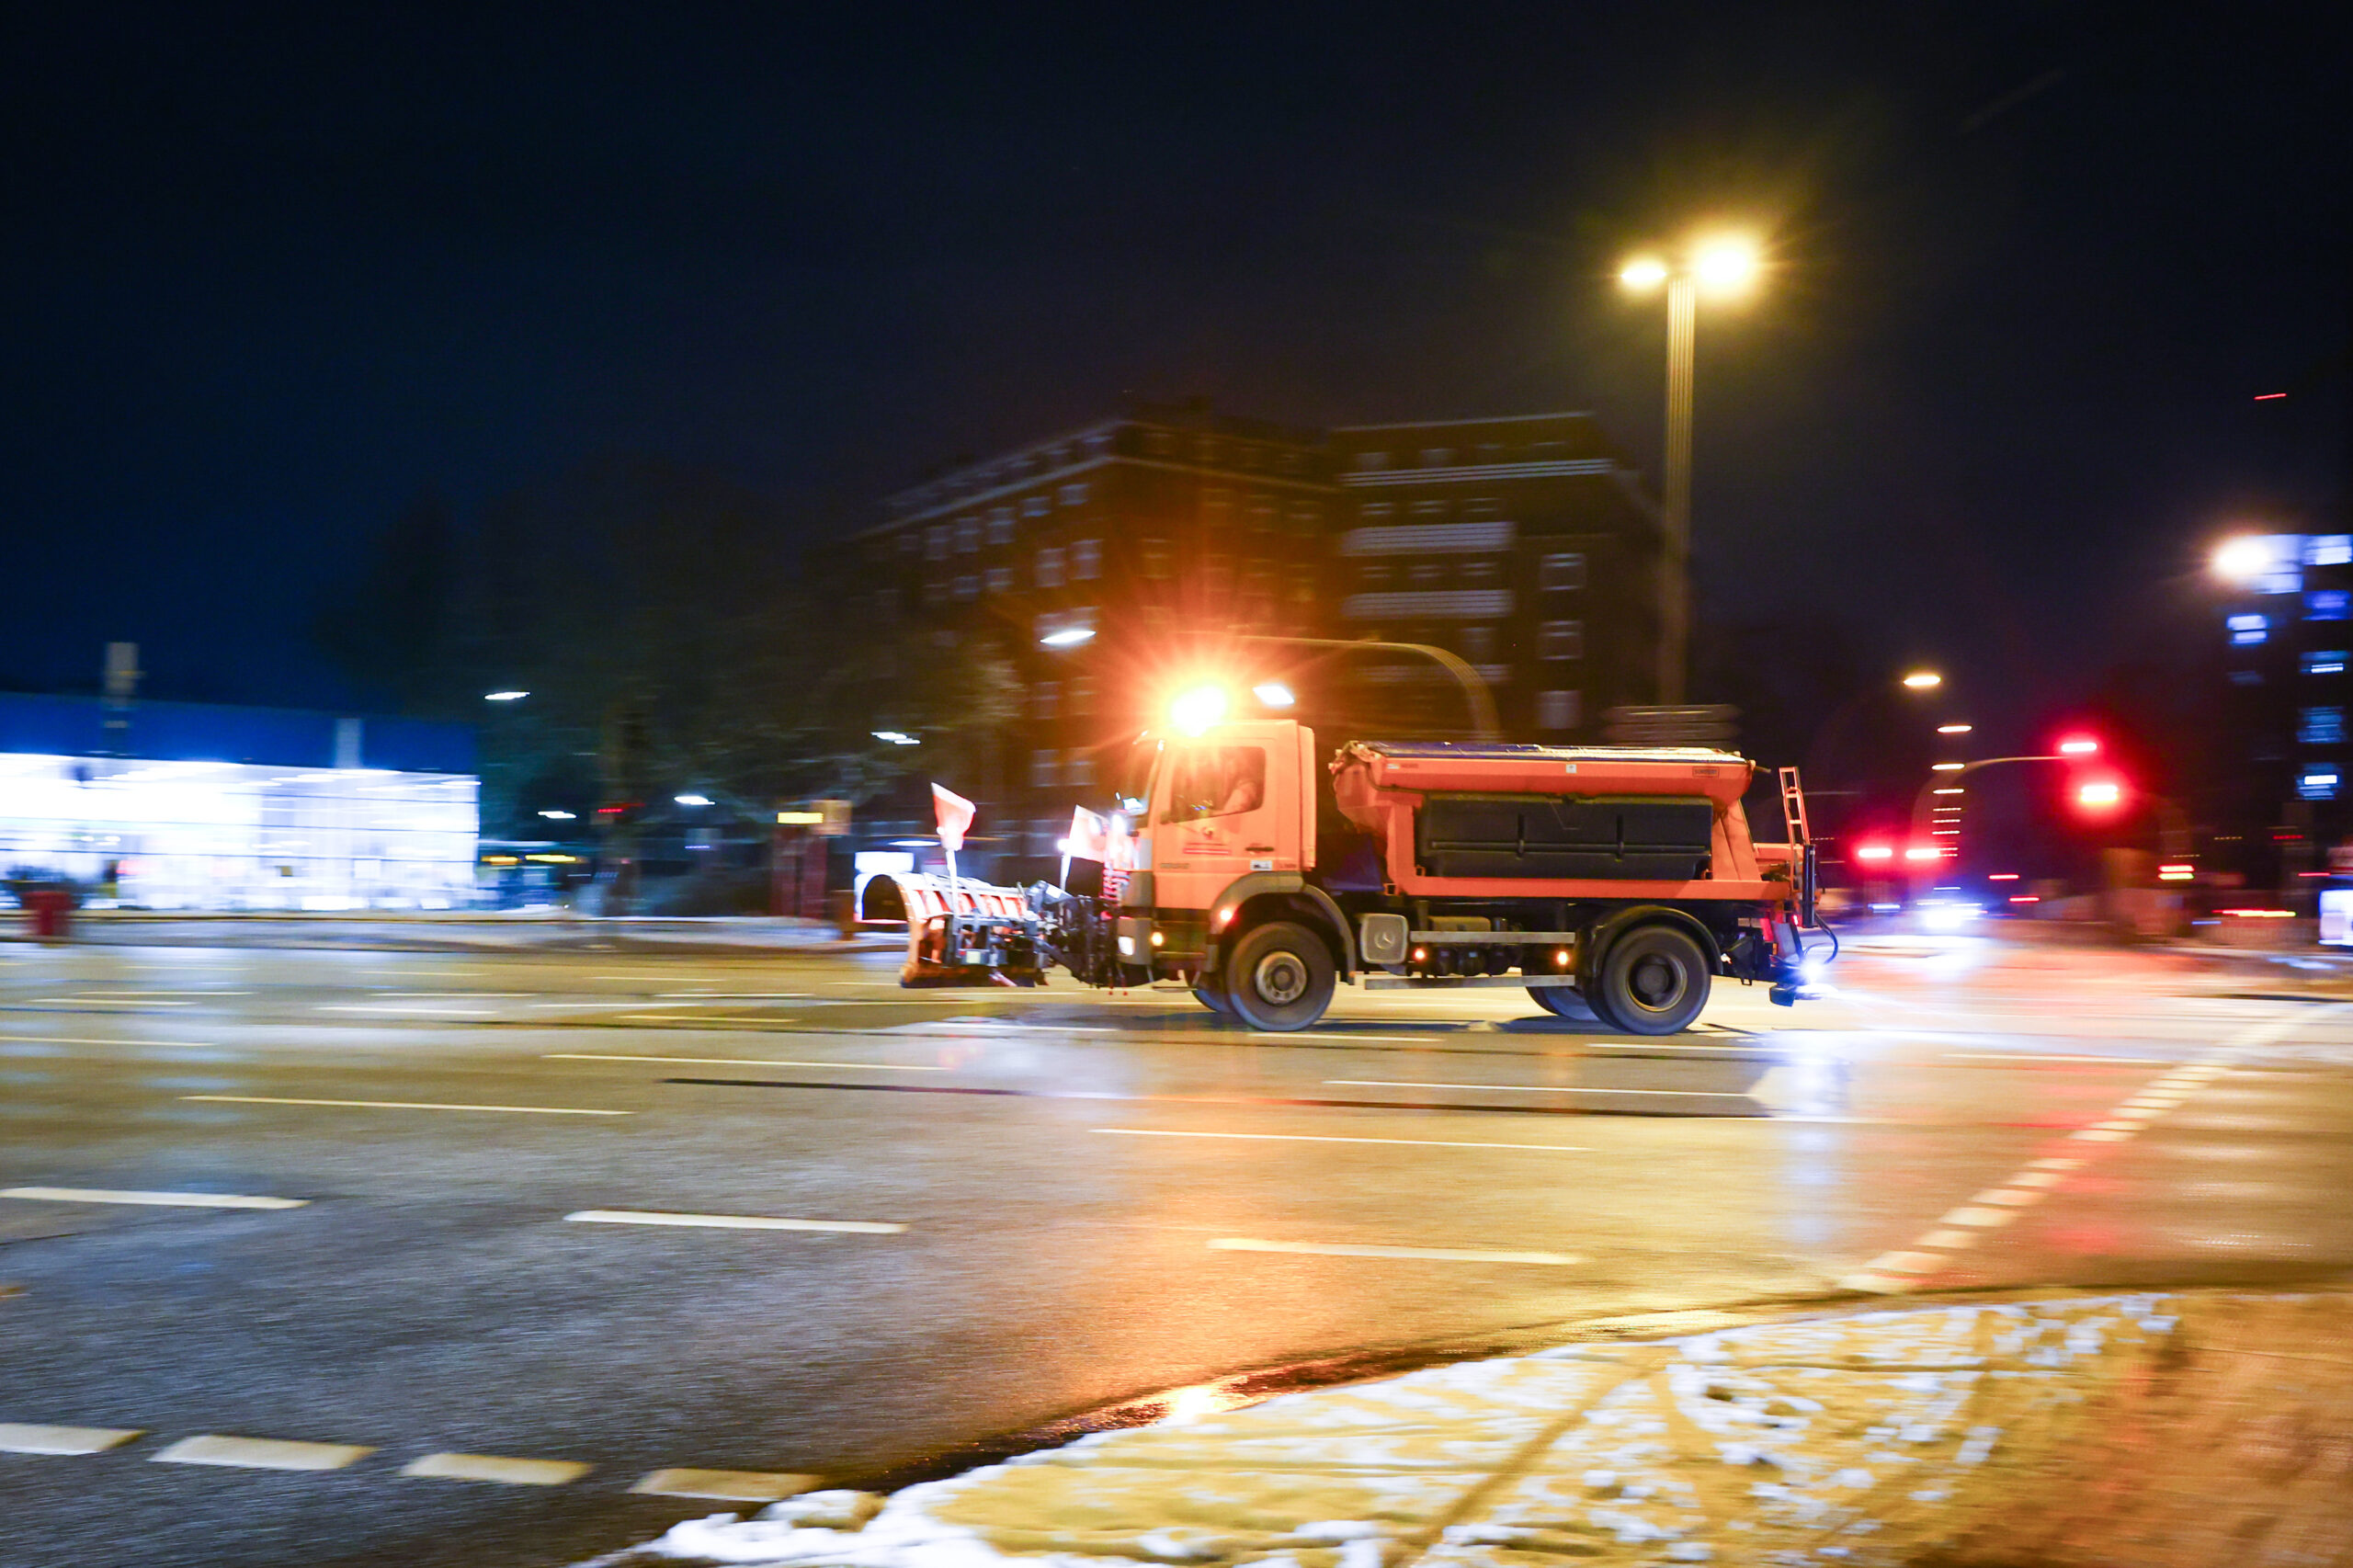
<box><xmin>2</xmin><ymin>928</ymin><xmax>2350</xmax><ymax>1567</ymax></box>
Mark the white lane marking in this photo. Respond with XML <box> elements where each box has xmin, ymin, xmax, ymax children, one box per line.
<box><xmin>654</xmin><ymin>992</ymin><xmax>813</xmax><ymax>999</ymax></box>
<box><xmin>152</xmin><ymin>1435</ymin><xmax>372</xmax><ymax>1471</ymax></box>
<box><xmin>21</xmin><ymin>998</ymin><xmax>196</xmax><ymax>1007</ymax></box>
<box><xmin>183</xmin><ymin>1096</ymin><xmax>629</xmax><ymax>1117</ymax></box>
<box><xmin>1939</xmin><ymin>1052</ymin><xmax>2167</xmax><ymax>1064</ymax></box>
<box><xmin>313</xmin><ymin>1005</ymin><xmax>498</xmax><ymax>1016</ymax></box>
<box><xmin>401</xmin><ymin>1452</ymin><xmax>591</xmax><ymax>1485</ymax></box>
<box><xmin>523</xmin><ymin>1002</ymin><xmax>668</xmax><ymax>1011</ymax></box>
<box><xmin>1210</xmin><ymin>1237</ymin><xmax>1582</xmax><ymax>1265</ymax></box>
<box><xmin>1917</xmin><ymin>1229</ymin><xmax>1978</xmax><ymax>1250</ymax></box>
<box><xmin>1093</xmin><ymin>1128</ymin><xmax>1590</xmax><ymax>1152</ymax></box>
<box><xmin>1</xmin><ymin>1187</ymin><xmax>305</xmax><ymax>1210</ymax></box>
<box><xmin>1847</xmin><ymin>1007</ymin><xmax>2345</xmax><ymax>1295</ymax></box>
<box><xmin>631</xmin><ymin>1467</ymin><xmax>821</xmax><ymax>1502</ymax></box>
<box><xmin>0</xmin><ymin>1423</ymin><xmax>143</xmax><ymax>1455</ymax></box>
<box><xmin>542</xmin><ymin>1053</ymin><xmax>946</xmax><ymax>1072</ymax></box>
<box><xmin>564</xmin><ymin>1210</ymin><xmax>905</xmax><ymax>1233</ymax></box>
<box><xmin>0</xmin><ymin>1033</ymin><xmax>222</xmax><ymax>1048</ymax></box>
<box><xmin>1324</xmin><ymin>1077</ymin><xmax>1737</xmax><ymax>1097</ymax></box>
<box><xmin>57</xmin><ymin>991</ymin><xmax>251</xmax><ymax>998</ymax></box>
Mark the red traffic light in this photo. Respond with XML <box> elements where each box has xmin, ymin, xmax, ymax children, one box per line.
<box><xmin>2074</xmin><ymin>777</ymin><xmax>2125</xmax><ymax>813</ymax></box>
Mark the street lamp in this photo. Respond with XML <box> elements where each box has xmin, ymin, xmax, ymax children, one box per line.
<box><xmin>1901</xmin><ymin>671</ymin><xmax>1942</xmax><ymax>690</ymax></box>
<box><xmin>484</xmin><ymin>690</ymin><xmax>529</xmax><ymax>702</ymax></box>
<box><xmin>1620</xmin><ymin>233</ymin><xmax>1762</xmax><ymax>704</ymax></box>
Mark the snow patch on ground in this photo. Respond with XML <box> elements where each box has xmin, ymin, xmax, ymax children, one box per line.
<box><xmin>626</xmin><ymin>1298</ymin><xmax>2177</xmax><ymax>1568</ymax></box>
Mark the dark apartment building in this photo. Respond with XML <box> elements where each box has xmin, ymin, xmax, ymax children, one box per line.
<box><xmin>856</xmin><ymin>403</ymin><xmax>1663</xmax><ymax>858</ymax></box>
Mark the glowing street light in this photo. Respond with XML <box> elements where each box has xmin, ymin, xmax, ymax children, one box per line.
<box><xmin>2211</xmin><ymin>536</ymin><xmax>2273</xmax><ymax>583</ymax></box>
<box><xmin>1902</xmin><ymin>671</ymin><xmax>1942</xmax><ymax>689</ymax></box>
<box><xmin>484</xmin><ymin>690</ymin><xmax>529</xmax><ymax>702</ymax></box>
<box><xmin>674</xmin><ymin>793</ymin><xmax>711</xmax><ymax>807</ymax></box>
<box><xmin>1618</xmin><ymin>230</ymin><xmax>1766</xmax><ymax>704</ymax></box>
<box><xmin>539</xmin><ymin>809</ymin><xmax>575</xmax><ymax>820</ymax></box>
<box><xmin>871</xmin><ymin>730</ymin><xmax>920</xmax><ymax>745</ymax></box>
<box><xmin>1937</xmin><ymin>723</ymin><xmax>1973</xmax><ymax>734</ymax></box>
<box><xmin>1251</xmin><ymin>682</ymin><xmax>1295</xmax><ymax>709</ymax></box>
<box><xmin>1040</xmin><ymin>626</ymin><xmax>1096</xmax><ymax>648</ymax></box>
<box><xmin>2057</xmin><ymin>736</ymin><xmax>2100</xmax><ymax>756</ymax></box>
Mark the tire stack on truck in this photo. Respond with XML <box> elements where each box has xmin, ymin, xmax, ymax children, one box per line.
<box><xmin>861</xmin><ymin>721</ymin><xmax>1826</xmax><ymax>1035</ymax></box>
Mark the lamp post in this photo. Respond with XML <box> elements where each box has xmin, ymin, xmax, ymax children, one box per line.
<box><xmin>1620</xmin><ymin>237</ymin><xmax>1761</xmax><ymax>705</ymax></box>
<box><xmin>1233</xmin><ymin>633</ymin><xmax>1499</xmax><ymax>741</ymax></box>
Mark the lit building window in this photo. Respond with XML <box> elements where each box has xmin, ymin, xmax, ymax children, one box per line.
<box><xmin>2309</xmin><ymin>590</ymin><xmax>2351</xmax><ymax>621</ymax></box>
<box><xmin>1033</xmin><ymin>682</ymin><xmax>1061</xmax><ymax>721</ymax></box>
<box><xmin>1359</xmin><ymin>563</ymin><xmax>1394</xmax><ymax>588</ymax></box>
<box><xmin>1408</xmin><ymin>562</ymin><xmax>1446</xmax><ymax>588</ymax></box>
<box><xmin>983</xmin><ymin>566</ymin><xmax>1014</xmax><ymax>595</ymax></box>
<box><xmin>986</xmin><ymin>507</ymin><xmax>1016</xmax><ymax>546</ymax></box>
<box><xmin>2228</xmin><ymin>613</ymin><xmax>2268</xmax><ymax>645</ymax></box>
<box><xmin>2309</xmin><ymin>536</ymin><xmax>2353</xmax><ymax>566</ymax></box>
<box><xmin>1540</xmin><ymin>552</ymin><xmax>1587</xmax><ymax>591</ymax></box>
<box><xmin>2302</xmin><ymin>707</ymin><xmax>2347</xmax><ymax>745</ymax></box>
<box><xmin>1537</xmin><ymin>690</ymin><xmax>1581</xmax><ymax>731</ymax></box>
<box><xmin>1460</xmin><ymin>560</ymin><xmax>1504</xmax><ymax>587</ymax></box>
<box><xmin>952</xmin><ymin>574</ymin><xmax>978</xmax><ymax>602</ymax></box>
<box><xmin>925</xmin><ymin>526</ymin><xmax>949</xmax><ymax>562</ymax></box>
<box><xmin>1421</xmin><ymin>448</ymin><xmax>1454</xmax><ymax>467</ymax></box>
<box><xmin>1036</xmin><ymin>547</ymin><xmax>1066</xmax><ymax>588</ymax></box>
<box><xmin>1029</xmin><ymin>749</ymin><xmax>1060</xmax><ymax>790</ymax></box>
<box><xmin>1072</xmin><ymin>539</ymin><xmax>1102</xmax><ymax>580</ymax></box>
<box><xmin>1459</xmin><ymin>625</ymin><xmax>1497</xmax><ymax>661</ymax></box>
<box><xmin>1139</xmin><ymin>539</ymin><xmax>1173</xmax><ymax>579</ymax></box>
<box><xmin>1060</xmin><ymin>483</ymin><xmax>1089</xmax><ymax>506</ymax></box>
<box><xmin>2230</xmin><ymin>670</ymin><xmax>2263</xmax><ymax>686</ymax></box>
<box><xmin>1068</xmin><ymin>676</ymin><xmax>1095</xmax><ymax>716</ymax></box>
<box><xmin>1064</xmin><ymin>749</ymin><xmax>1096</xmax><ymax>787</ymax></box>
<box><xmin>1538</xmin><ymin>620</ymin><xmax>1585</xmax><ymax>660</ymax></box>
<box><xmin>1354</xmin><ymin>451</ymin><xmax>1391</xmax><ymax>472</ymax></box>
<box><xmin>2306</xmin><ymin>651</ymin><xmax>2349</xmax><ymax>676</ymax></box>
<box><xmin>954</xmin><ymin>517</ymin><xmax>980</xmax><ymax>553</ymax></box>
<box><xmin>2300</xmin><ymin>764</ymin><xmax>2341</xmax><ymax>801</ymax></box>
<box><xmin>922</xmin><ymin>580</ymin><xmax>948</xmax><ymax>607</ymax></box>
<box><xmin>1022</xmin><ymin>494</ymin><xmax>1051</xmax><ymax>517</ymax></box>
<box><xmin>1359</xmin><ymin>502</ymin><xmax>1395</xmax><ymax>520</ymax></box>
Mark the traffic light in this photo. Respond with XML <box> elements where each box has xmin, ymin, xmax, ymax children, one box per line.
<box><xmin>2073</xmin><ymin>777</ymin><xmax>2126</xmax><ymax>815</ymax></box>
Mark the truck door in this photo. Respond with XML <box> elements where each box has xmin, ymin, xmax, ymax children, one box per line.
<box><xmin>1154</xmin><ymin>726</ymin><xmax>1296</xmax><ymax>912</ymax></box>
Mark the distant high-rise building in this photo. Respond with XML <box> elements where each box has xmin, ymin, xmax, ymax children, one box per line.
<box><xmin>854</xmin><ymin>402</ymin><xmax>1664</xmax><ymax>857</ymax></box>
<box><xmin>2213</xmin><ymin>530</ymin><xmax>2353</xmax><ymax>892</ymax></box>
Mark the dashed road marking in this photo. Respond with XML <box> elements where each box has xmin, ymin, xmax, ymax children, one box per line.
<box><xmin>631</xmin><ymin>1467</ymin><xmax>820</xmax><ymax>1502</ymax></box>
<box><xmin>1</xmin><ymin>1187</ymin><xmax>306</xmax><ymax>1210</ymax></box>
<box><xmin>182</xmin><ymin>1095</ymin><xmax>630</xmax><ymax>1116</ymax></box>
<box><xmin>0</xmin><ymin>1033</ymin><xmax>222</xmax><ymax>1049</ymax></box>
<box><xmin>1844</xmin><ymin>1007</ymin><xmax>2344</xmax><ymax>1295</ymax></box>
<box><xmin>400</xmin><ymin>1451</ymin><xmax>591</xmax><ymax>1486</ymax></box>
<box><xmin>152</xmin><ymin>1435</ymin><xmax>373</xmax><ymax>1471</ymax></box>
<box><xmin>1093</xmin><ymin>1128</ymin><xmax>1590</xmax><ymax>1152</ymax></box>
<box><xmin>1939</xmin><ymin>1052</ymin><xmax>2167</xmax><ymax>1064</ymax></box>
<box><xmin>1210</xmin><ymin>1237</ymin><xmax>1582</xmax><ymax>1265</ymax></box>
<box><xmin>543</xmin><ymin>1052</ymin><xmax>946</xmax><ymax>1071</ymax></box>
<box><xmin>0</xmin><ymin>1423</ymin><xmax>143</xmax><ymax>1455</ymax></box>
<box><xmin>313</xmin><ymin>1005</ymin><xmax>498</xmax><ymax>1017</ymax></box>
<box><xmin>563</xmin><ymin>1210</ymin><xmax>905</xmax><ymax>1233</ymax></box>
<box><xmin>23</xmin><ymin>997</ymin><xmax>197</xmax><ymax>1007</ymax></box>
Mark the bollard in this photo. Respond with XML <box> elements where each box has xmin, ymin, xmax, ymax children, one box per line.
<box><xmin>23</xmin><ymin>887</ymin><xmax>74</xmax><ymax>941</ymax></box>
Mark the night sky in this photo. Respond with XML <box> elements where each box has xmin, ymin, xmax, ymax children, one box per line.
<box><xmin>4</xmin><ymin>4</ymin><xmax>2343</xmax><ymax>737</ymax></box>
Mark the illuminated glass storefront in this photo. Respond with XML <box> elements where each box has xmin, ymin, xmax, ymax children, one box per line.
<box><xmin>0</xmin><ymin>694</ymin><xmax>478</xmax><ymax>910</ymax></box>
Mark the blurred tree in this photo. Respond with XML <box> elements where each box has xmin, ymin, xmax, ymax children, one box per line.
<box><xmin>313</xmin><ymin>490</ymin><xmax>461</xmax><ymax>712</ymax></box>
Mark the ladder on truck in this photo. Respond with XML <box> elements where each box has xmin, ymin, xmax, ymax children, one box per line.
<box><xmin>1777</xmin><ymin>767</ymin><xmax>1819</xmax><ymax>927</ymax></box>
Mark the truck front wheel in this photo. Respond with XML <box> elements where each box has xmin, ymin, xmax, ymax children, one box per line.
<box><xmin>1192</xmin><ymin>983</ymin><xmax>1233</xmax><ymax>1016</ymax></box>
<box><xmin>1222</xmin><ymin>922</ymin><xmax>1336</xmax><ymax>1032</ymax></box>
<box><xmin>1592</xmin><ymin>924</ymin><xmax>1711</xmax><ymax>1035</ymax></box>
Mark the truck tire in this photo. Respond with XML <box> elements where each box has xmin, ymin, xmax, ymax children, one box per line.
<box><xmin>1192</xmin><ymin>983</ymin><xmax>1233</xmax><ymax>1017</ymax></box>
<box><xmin>1222</xmin><ymin>921</ymin><xmax>1336</xmax><ymax>1032</ymax></box>
<box><xmin>1592</xmin><ymin>923</ymin><xmax>1711</xmax><ymax>1035</ymax></box>
<box><xmin>1529</xmin><ymin>984</ymin><xmax>1597</xmax><ymax>1021</ymax></box>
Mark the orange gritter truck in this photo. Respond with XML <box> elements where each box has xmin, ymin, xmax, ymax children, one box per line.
<box><xmin>861</xmin><ymin>718</ymin><xmax>1828</xmax><ymax>1034</ymax></box>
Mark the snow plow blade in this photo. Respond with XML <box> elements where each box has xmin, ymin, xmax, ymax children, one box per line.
<box><xmin>858</xmin><ymin>871</ymin><xmax>1046</xmax><ymax>987</ymax></box>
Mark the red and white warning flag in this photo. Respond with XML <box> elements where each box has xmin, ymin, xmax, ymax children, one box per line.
<box><xmin>1106</xmin><ymin>814</ymin><xmax>1137</xmax><ymax>872</ymax></box>
<box><xmin>931</xmin><ymin>782</ymin><xmax>976</xmax><ymax>853</ymax></box>
<box><xmin>1064</xmin><ymin>805</ymin><xmax>1112</xmax><ymax>864</ymax></box>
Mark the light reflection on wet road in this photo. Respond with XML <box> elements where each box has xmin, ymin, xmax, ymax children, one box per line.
<box><xmin>0</xmin><ymin>929</ymin><xmax>2347</xmax><ymax>1567</ymax></box>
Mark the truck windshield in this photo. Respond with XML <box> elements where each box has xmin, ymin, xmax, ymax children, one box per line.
<box><xmin>1162</xmin><ymin>745</ymin><xmax>1267</xmax><ymax>822</ymax></box>
<box><xmin>1114</xmin><ymin>735</ymin><xmax>1161</xmax><ymax>813</ymax></box>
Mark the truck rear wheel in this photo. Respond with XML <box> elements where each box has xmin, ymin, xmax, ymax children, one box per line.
<box><xmin>1592</xmin><ymin>924</ymin><xmax>1711</xmax><ymax>1036</ymax></box>
<box><xmin>1222</xmin><ymin>921</ymin><xmax>1336</xmax><ymax>1032</ymax></box>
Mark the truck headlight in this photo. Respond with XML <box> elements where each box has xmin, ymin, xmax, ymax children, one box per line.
<box><xmin>1117</xmin><ymin>935</ymin><xmax>1135</xmax><ymax>957</ymax></box>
